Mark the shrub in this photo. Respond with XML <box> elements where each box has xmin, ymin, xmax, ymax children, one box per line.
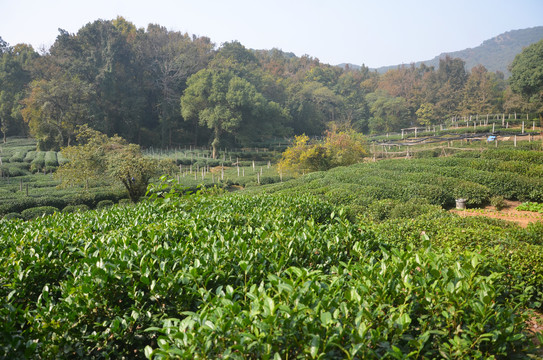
<box><xmin>23</xmin><ymin>150</ymin><xmax>36</xmax><ymax>163</ymax></box>
<box><xmin>259</xmin><ymin>175</ymin><xmax>281</xmax><ymax>185</ymax></box>
<box><xmin>62</xmin><ymin>204</ymin><xmax>90</xmax><ymax>213</ymax></box>
<box><xmin>453</xmin><ymin>181</ymin><xmax>491</xmax><ymax>208</ymax></box>
<box><xmin>389</xmin><ymin>198</ymin><xmax>443</xmax><ymax>219</ymax></box>
<box><xmin>20</xmin><ymin>206</ymin><xmax>59</xmax><ymax>220</ymax></box>
<box><xmin>9</xmin><ymin>151</ymin><xmax>26</xmax><ymax>163</ymax></box>
<box><xmin>490</xmin><ymin>195</ymin><xmax>507</xmax><ymax>211</ymax></box>
<box><xmin>414</xmin><ymin>149</ymin><xmax>439</xmax><ymax>158</ymax></box>
<box><xmin>44</xmin><ymin>151</ymin><xmax>58</xmax><ymax>167</ymax></box>
<box><xmin>56</xmin><ymin>152</ymin><xmax>69</xmax><ymax>165</ymax></box>
<box><xmin>0</xmin><ymin>164</ymin><xmax>29</xmax><ymax>177</ymax></box>
<box><xmin>278</xmin><ymin>129</ymin><xmax>368</xmax><ymax>174</ymax></box>
<box><xmin>117</xmin><ymin>198</ymin><xmax>132</xmax><ymax>207</ymax></box>
<box><xmin>3</xmin><ymin>212</ymin><xmax>22</xmax><ymax>220</ymax></box>
<box><xmin>30</xmin><ymin>152</ymin><xmax>46</xmax><ymax>172</ymax></box>
<box><xmin>96</xmin><ymin>199</ymin><xmax>114</xmax><ymax>209</ymax></box>
<box><xmin>366</xmin><ymin>199</ymin><xmax>397</xmax><ymax>221</ymax></box>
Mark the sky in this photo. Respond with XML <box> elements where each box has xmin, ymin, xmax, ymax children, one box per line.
<box><xmin>1</xmin><ymin>0</ymin><xmax>542</xmax><ymax>68</ymax></box>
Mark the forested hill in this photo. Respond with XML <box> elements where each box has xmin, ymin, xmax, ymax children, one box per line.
<box><xmin>1</xmin><ymin>18</ymin><xmax>542</xmax><ymax>152</ymax></box>
<box><xmin>341</xmin><ymin>26</ymin><xmax>543</xmax><ymax>75</ymax></box>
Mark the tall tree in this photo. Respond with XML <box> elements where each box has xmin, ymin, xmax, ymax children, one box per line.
<box><xmin>509</xmin><ymin>39</ymin><xmax>543</xmax><ymax>120</ymax></box>
<box><xmin>461</xmin><ymin>65</ymin><xmax>504</xmax><ymax>115</ymax></box>
<box><xmin>22</xmin><ymin>76</ymin><xmax>94</xmax><ymax>150</ymax></box>
<box><xmin>366</xmin><ymin>90</ymin><xmax>411</xmax><ymax>133</ymax></box>
<box><xmin>0</xmin><ymin>41</ymin><xmax>37</xmax><ymax>142</ymax></box>
<box><xmin>48</xmin><ymin>19</ymin><xmax>146</xmax><ymax>142</ymax></box>
<box><xmin>136</xmin><ymin>24</ymin><xmax>213</xmax><ymax>146</ymax></box>
<box><xmin>433</xmin><ymin>56</ymin><xmax>468</xmax><ymax>118</ymax></box>
<box><xmin>181</xmin><ymin>69</ymin><xmax>287</xmax><ymax>158</ymax></box>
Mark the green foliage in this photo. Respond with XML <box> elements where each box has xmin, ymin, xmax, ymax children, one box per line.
<box><xmin>453</xmin><ymin>181</ymin><xmax>491</xmax><ymax>207</ymax></box>
<box><xmin>56</xmin><ymin>126</ymin><xmax>174</xmax><ymax>202</ymax></box>
<box><xmin>0</xmin><ymin>163</ymin><xmax>29</xmax><ymax>176</ymax></box>
<box><xmin>516</xmin><ymin>202</ymin><xmax>543</xmax><ymax>213</ymax></box>
<box><xmin>278</xmin><ymin>128</ymin><xmax>368</xmax><ymax>174</ymax></box>
<box><xmin>22</xmin><ymin>76</ymin><xmax>94</xmax><ymax>150</ymax></box>
<box><xmin>147</xmin><ymin>249</ymin><xmax>530</xmax><ymax>359</ymax></box>
<box><xmin>30</xmin><ymin>151</ymin><xmax>45</xmax><ymax>172</ymax></box>
<box><xmin>20</xmin><ymin>205</ymin><xmax>59</xmax><ymax>220</ymax></box>
<box><xmin>2</xmin><ymin>212</ymin><xmax>22</xmax><ymax>220</ymax></box>
<box><xmin>23</xmin><ymin>150</ymin><xmax>36</xmax><ymax>163</ymax></box>
<box><xmin>181</xmin><ymin>68</ymin><xmax>289</xmax><ymax>158</ymax></box>
<box><xmin>61</xmin><ymin>204</ymin><xmax>90</xmax><ymax>213</ymax></box>
<box><xmin>44</xmin><ymin>151</ymin><xmax>58</xmax><ymax>167</ymax></box>
<box><xmin>0</xmin><ymin>192</ymin><xmax>540</xmax><ymax>358</ymax></box>
<box><xmin>118</xmin><ymin>198</ymin><xmax>132</xmax><ymax>207</ymax></box>
<box><xmin>8</xmin><ymin>151</ymin><xmax>25</xmax><ymax>163</ymax></box>
<box><xmin>96</xmin><ymin>199</ymin><xmax>114</xmax><ymax>209</ymax></box>
<box><xmin>509</xmin><ymin>39</ymin><xmax>543</xmax><ymax>114</ymax></box>
<box><xmin>490</xmin><ymin>195</ymin><xmax>507</xmax><ymax>210</ymax></box>
<box><xmin>416</xmin><ymin>102</ymin><xmax>436</xmax><ymax>126</ymax></box>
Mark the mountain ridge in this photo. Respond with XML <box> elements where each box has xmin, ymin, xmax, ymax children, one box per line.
<box><xmin>338</xmin><ymin>26</ymin><xmax>543</xmax><ymax>75</ymax></box>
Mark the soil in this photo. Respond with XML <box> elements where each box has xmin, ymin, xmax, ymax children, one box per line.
<box><xmin>450</xmin><ymin>200</ymin><xmax>543</xmax><ymax>228</ymax></box>
<box><xmin>527</xmin><ymin>310</ymin><xmax>543</xmax><ymax>357</ymax></box>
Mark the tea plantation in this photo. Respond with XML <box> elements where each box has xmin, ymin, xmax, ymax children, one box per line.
<box><xmin>1</xmin><ymin>145</ymin><xmax>543</xmax><ymax>358</ymax></box>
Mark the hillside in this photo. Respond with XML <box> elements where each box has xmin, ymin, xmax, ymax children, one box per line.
<box><xmin>340</xmin><ymin>26</ymin><xmax>543</xmax><ymax>75</ymax></box>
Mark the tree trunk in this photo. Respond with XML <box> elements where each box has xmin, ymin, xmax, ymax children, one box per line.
<box><xmin>212</xmin><ymin>127</ymin><xmax>220</xmax><ymax>159</ymax></box>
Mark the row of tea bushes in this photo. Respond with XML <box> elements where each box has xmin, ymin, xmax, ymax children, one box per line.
<box><xmin>257</xmin><ymin>149</ymin><xmax>543</xmax><ymax>217</ymax></box>
<box><xmin>1</xmin><ymin>192</ymin><xmax>541</xmax><ymax>358</ymax></box>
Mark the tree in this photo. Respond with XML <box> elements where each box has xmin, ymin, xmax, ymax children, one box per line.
<box><xmin>461</xmin><ymin>65</ymin><xmax>504</xmax><ymax>115</ymax></box>
<box><xmin>55</xmin><ymin>126</ymin><xmax>174</xmax><ymax>202</ymax></box>
<box><xmin>181</xmin><ymin>68</ymin><xmax>287</xmax><ymax>158</ymax></box>
<box><xmin>366</xmin><ymin>90</ymin><xmax>411</xmax><ymax>133</ymax></box>
<box><xmin>48</xmin><ymin>19</ymin><xmax>147</xmax><ymax>142</ymax></box>
<box><xmin>0</xmin><ymin>41</ymin><xmax>36</xmax><ymax>142</ymax></box>
<box><xmin>136</xmin><ymin>24</ymin><xmax>213</xmax><ymax>146</ymax></box>
<box><xmin>278</xmin><ymin>127</ymin><xmax>367</xmax><ymax>174</ymax></box>
<box><xmin>22</xmin><ymin>76</ymin><xmax>94</xmax><ymax>150</ymax></box>
<box><xmin>433</xmin><ymin>56</ymin><xmax>468</xmax><ymax>118</ymax></box>
<box><xmin>416</xmin><ymin>103</ymin><xmax>436</xmax><ymax>127</ymax></box>
<box><xmin>509</xmin><ymin>39</ymin><xmax>543</xmax><ymax>119</ymax></box>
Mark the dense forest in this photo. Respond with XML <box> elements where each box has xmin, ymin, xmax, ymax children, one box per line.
<box><xmin>0</xmin><ymin>17</ymin><xmax>540</xmax><ymax>152</ymax></box>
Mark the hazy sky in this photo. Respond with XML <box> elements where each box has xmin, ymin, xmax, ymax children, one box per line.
<box><xmin>1</xmin><ymin>0</ymin><xmax>542</xmax><ymax>68</ymax></box>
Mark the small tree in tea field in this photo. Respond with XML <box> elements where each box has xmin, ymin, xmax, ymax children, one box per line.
<box><xmin>56</xmin><ymin>125</ymin><xmax>175</xmax><ymax>202</ymax></box>
<box><xmin>278</xmin><ymin>126</ymin><xmax>367</xmax><ymax>174</ymax></box>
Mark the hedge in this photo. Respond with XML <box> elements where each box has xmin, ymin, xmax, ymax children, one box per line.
<box><xmin>20</xmin><ymin>206</ymin><xmax>59</xmax><ymax>220</ymax></box>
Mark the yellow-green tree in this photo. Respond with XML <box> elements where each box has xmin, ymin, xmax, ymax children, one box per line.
<box><xmin>278</xmin><ymin>128</ymin><xmax>367</xmax><ymax>174</ymax></box>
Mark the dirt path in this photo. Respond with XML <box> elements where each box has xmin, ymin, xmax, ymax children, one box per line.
<box><xmin>450</xmin><ymin>200</ymin><xmax>543</xmax><ymax>228</ymax></box>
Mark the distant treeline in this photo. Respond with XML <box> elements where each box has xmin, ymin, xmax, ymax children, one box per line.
<box><xmin>0</xmin><ymin>17</ymin><xmax>539</xmax><ymax>150</ymax></box>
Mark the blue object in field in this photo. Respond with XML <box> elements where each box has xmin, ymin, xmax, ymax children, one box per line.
<box><xmin>487</xmin><ymin>136</ymin><xmax>496</xmax><ymax>142</ymax></box>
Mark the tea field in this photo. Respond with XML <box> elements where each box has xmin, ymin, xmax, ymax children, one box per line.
<box><xmin>1</xmin><ymin>139</ymin><xmax>543</xmax><ymax>358</ymax></box>
<box><xmin>0</xmin><ymin>137</ymin><xmax>281</xmax><ymax>217</ymax></box>
<box><xmin>1</xmin><ymin>182</ymin><xmax>543</xmax><ymax>358</ymax></box>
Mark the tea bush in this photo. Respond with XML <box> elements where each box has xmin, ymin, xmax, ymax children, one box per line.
<box><xmin>0</xmin><ymin>192</ymin><xmax>541</xmax><ymax>358</ymax></box>
<box><xmin>20</xmin><ymin>205</ymin><xmax>59</xmax><ymax>220</ymax></box>
<box><xmin>96</xmin><ymin>199</ymin><xmax>114</xmax><ymax>209</ymax></box>
<box><xmin>62</xmin><ymin>204</ymin><xmax>90</xmax><ymax>213</ymax></box>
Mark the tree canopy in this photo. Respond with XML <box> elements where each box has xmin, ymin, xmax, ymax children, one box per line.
<box><xmin>278</xmin><ymin>126</ymin><xmax>368</xmax><ymax>174</ymax></box>
<box><xmin>56</xmin><ymin>126</ymin><xmax>174</xmax><ymax>202</ymax></box>
<box><xmin>0</xmin><ymin>18</ymin><xmax>539</xmax><ymax>151</ymax></box>
<box><xmin>509</xmin><ymin>39</ymin><xmax>543</xmax><ymax>118</ymax></box>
